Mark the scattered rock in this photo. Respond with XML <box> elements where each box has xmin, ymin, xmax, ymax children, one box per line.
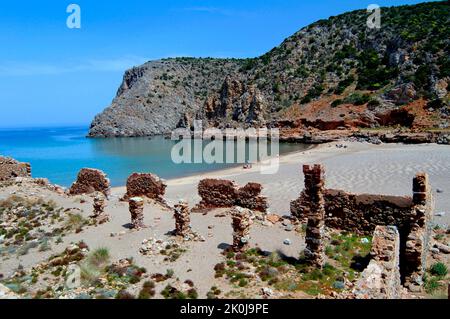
<box><xmin>261</xmin><ymin>287</ymin><xmax>274</xmax><ymax>298</ymax></box>
<box><xmin>266</xmin><ymin>214</ymin><xmax>281</xmax><ymax>224</ymax></box>
<box><xmin>285</xmin><ymin>225</ymin><xmax>294</xmax><ymax>232</ymax></box>
<box><xmin>434</xmin><ymin>243</ymin><xmax>450</xmax><ymax>254</ymax></box>
<box><xmin>283</xmin><ymin>239</ymin><xmax>292</xmax><ymax>246</ymax></box>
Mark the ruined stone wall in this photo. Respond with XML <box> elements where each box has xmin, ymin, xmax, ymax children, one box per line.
<box><xmin>68</xmin><ymin>168</ymin><xmax>111</xmax><ymax>197</ymax></box>
<box><xmin>292</xmin><ymin>190</ymin><xmax>413</xmax><ymax>235</ymax></box>
<box><xmin>353</xmin><ymin>226</ymin><xmax>402</xmax><ymax>299</ymax></box>
<box><xmin>122</xmin><ymin>173</ymin><xmax>167</xmax><ymax>203</ymax></box>
<box><xmin>291</xmin><ymin>167</ymin><xmax>434</xmax><ymax>291</ymax></box>
<box><xmin>403</xmin><ymin>173</ymin><xmax>433</xmax><ymax>291</ymax></box>
<box><xmin>0</xmin><ymin>156</ymin><xmax>31</xmax><ymax>181</ymax></box>
<box><xmin>195</xmin><ymin>179</ymin><xmax>268</xmax><ymax>212</ymax></box>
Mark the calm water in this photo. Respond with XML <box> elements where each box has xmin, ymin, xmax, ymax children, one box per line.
<box><xmin>0</xmin><ymin>126</ymin><xmax>310</xmax><ymax>187</ymax></box>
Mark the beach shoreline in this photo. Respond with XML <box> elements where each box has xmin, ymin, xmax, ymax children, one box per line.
<box><xmin>110</xmin><ymin>141</ymin><xmax>449</xmax><ymax>227</ymax></box>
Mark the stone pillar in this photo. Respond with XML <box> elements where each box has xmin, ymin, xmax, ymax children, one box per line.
<box><xmin>405</xmin><ymin>173</ymin><xmax>433</xmax><ymax>291</ymax></box>
<box><xmin>413</xmin><ymin>173</ymin><xmax>428</xmax><ymax>207</ymax></box>
<box><xmin>174</xmin><ymin>201</ymin><xmax>191</xmax><ymax>237</ymax></box>
<box><xmin>92</xmin><ymin>194</ymin><xmax>105</xmax><ymax>217</ymax></box>
<box><xmin>303</xmin><ymin>164</ymin><xmax>326</xmax><ymax>268</ymax></box>
<box><xmin>129</xmin><ymin>197</ymin><xmax>145</xmax><ymax>229</ymax></box>
<box><xmin>92</xmin><ymin>193</ymin><xmax>109</xmax><ymax>224</ymax></box>
<box><xmin>231</xmin><ymin>207</ymin><xmax>252</xmax><ymax>252</ymax></box>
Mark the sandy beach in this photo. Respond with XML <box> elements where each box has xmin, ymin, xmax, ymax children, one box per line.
<box><xmin>1</xmin><ymin>141</ymin><xmax>449</xmax><ymax>298</ymax></box>
<box><xmin>124</xmin><ymin>141</ymin><xmax>449</xmax><ymax>226</ymax></box>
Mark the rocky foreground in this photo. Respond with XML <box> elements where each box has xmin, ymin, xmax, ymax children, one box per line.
<box><xmin>89</xmin><ymin>2</ymin><xmax>449</xmax><ymax>141</ymax></box>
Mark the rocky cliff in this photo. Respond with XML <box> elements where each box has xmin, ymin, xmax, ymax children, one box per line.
<box><xmin>89</xmin><ymin>1</ymin><xmax>449</xmax><ymax>137</ymax></box>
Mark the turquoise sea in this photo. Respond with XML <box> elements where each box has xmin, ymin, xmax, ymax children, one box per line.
<box><xmin>0</xmin><ymin>126</ymin><xmax>309</xmax><ymax>187</ymax></box>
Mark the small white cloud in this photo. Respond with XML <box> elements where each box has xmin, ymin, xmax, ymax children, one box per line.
<box><xmin>0</xmin><ymin>55</ymin><xmax>149</xmax><ymax>76</ymax></box>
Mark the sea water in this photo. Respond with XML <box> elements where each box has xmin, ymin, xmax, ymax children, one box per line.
<box><xmin>0</xmin><ymin>126</ymin><xmax>310</xmax><ymax>187</ymax></box>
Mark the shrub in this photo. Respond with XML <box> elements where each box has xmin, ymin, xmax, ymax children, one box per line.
<box><xmin>345</xmin><ymin>93</ymin><xmax>371</xmax><ymax>106</ymax></box>
<box><xmin>138</xmin><ymin>281</ymin><xmax>156</xmax><ymax>299</ymax></box>
<box><xmin>64</xmin><ymin>213</ymin><xmax>86</xmax><ymax>231</ymax></box>
<box><xmin>187</xmin><ymin>288</ymin><xmax>198</xmax><ymax>299</ymax></box>
<box><xmin>116</xmin><ymin>290</ymin><xmax>135</xmax><ymax>299</ymax></box>
<box><xmin>165</xmin><ymin>269</ymin><xmax>175</xmax><ymax>278</ymax></box>
<box><xmin>430</xmin><ymin>263</ymin><xmax>448</xmax><ymax>277</ymax></box>
<box><xmin>331</xmin><ymin>99</ymin><xmax>343</xmax><ymax>108</ymax></box>
<box><xmin>88</xmin><ymin>248</ymin><xmax>110</xmax><ymax>267</ymax></box>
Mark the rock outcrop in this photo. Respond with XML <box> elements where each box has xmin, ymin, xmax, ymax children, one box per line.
<box><xmin>200</xmin><ymin>76</ymin><xmax>267</xmax><ymax>128</ymax></box>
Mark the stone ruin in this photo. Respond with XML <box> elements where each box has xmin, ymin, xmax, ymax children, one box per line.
<box><xmin>122</xmin><ymin>173</ymin><xmax>167</xmax><ymax>206</ymax></box>
<box><xmin>353</xmin><ymin>226</ymin><xmax>402</xmax><ymax>299</ymax></box>
<box><xmin>129</xmin><ymin>197</ymin><xmax>146</xmax><ymax>230</ymax></box>
<box><xmin>231</xmin><ymin>207</ymin><xmax>253</xmax><ymax>252</ymax></box>
<box><xmin>171</xmin><ymin>201</ymin><xmax>205</xmax><ymax>242</ymax></box>
<box><xmin>68</xmin><ymin>168</ymin><xmax>111</xmax><ymax>197</ymax></box>
<box><xmin>302</xmin><ymin>164</ymin><xmax>326</xmax><ymax>268</ymax></box>
<box><xmin>0</xmin><ymin>156</ymin><xmax>31</xmax><ymax>181</ymax></box>
<box><xmin>290</xmin><ymin>164</ymin><xmax>434</xmax><ymax>293</ymax></box>
<box><xmin>173</xmin><ymin>201</ymin><xmax>191</xmax><ymax>237</ymax></box>
<box><xmin>194</xmin><ymin>179</ymin><xmax>268</xmax><ymax>213</ymax></box>
<box><xmin>91</xmin><ymin>193</ymin><xmax>110</xmax><ymax>225</ymax></box>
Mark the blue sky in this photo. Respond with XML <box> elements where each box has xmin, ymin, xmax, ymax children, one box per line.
<box><xmin>0</xmin><ymin>0</ymin><xmax>433</xmax><ymax>128</ymax></box>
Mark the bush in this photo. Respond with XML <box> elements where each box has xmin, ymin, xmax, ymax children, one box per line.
<box><xmin>430</xmin><ymin>262</ymin><xmax>448</xmax><ymax>277</ymax></box>
<box><xmin>331</xmin><ymin>99</ymin><xmax>343</xmax><ymax>108</ymax></box>
<box><xmin>88</xmin><ymin>248</ymin><xmax>110</xmax><ymax>267</ymax></box>
<box><xmin>116</xmin><ymin>290</ymin><xmax>135</xmax><ymax>299</ymax></box>
<box><xmin>345</xmin><ymin>93</ymin><xmax>371</xmax><ymax>106</ymax></box>
<box><xmin>138</xmin><ymin>281</ymin><xmax>156</xmax><ymax>299</ymax></box>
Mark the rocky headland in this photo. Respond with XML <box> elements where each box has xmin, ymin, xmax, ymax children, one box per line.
<box><xmin>89</xmin><ymin>2</ymin><xmax>450</xmax><ymax>144</ymax></box>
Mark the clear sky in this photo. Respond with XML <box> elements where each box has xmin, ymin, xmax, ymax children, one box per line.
<box><xmin>0</xmin><ymin>0</ymin><xmax>433</xmax><ymax>128</ymax></box>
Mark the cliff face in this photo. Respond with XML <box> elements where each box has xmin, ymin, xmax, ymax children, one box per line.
<box><xmin>89</xmin><ymin>59</ymin><xmax>245</xmax><ymax>137</ymax></box>
<box><xmin>89</xmin><ymin>2</ymin><xmax>450</xmax><ymax>137</ymax></box>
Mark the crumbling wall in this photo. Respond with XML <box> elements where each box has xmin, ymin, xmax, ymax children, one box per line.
<box><xmin>353</xmin><ymin>226</ymin><xmax>402</xmax><ymax>299</ymax></box>
<box><xmin>292</xmin><ymin>190</ymin><xmax>413</xmax><ymax>235</ymax></box>
<box><xmin>68</xmin><ymin>168</ymin><xmax>110</xmax><ymax>197</ymax></box>
<box><xmin>403</xmin><ymin>173</ymin><xmax>433</xmax><ymax>291</ymax></box>
<box><xmin>0</xmin><ymin>156</ymin><xmax>31</xmax><ymax>181</ymax></box>
<box><xmin>236</xmin><ymin>182</ymin><xmax>268</xmax><ymax>212</ymax></box>
<box><xmin>195</xmin><ymin>179</ymin><xmax>268</xmax><ymax>212</ymax></box>
<box><xmin>291</xmin><ymin>167</ymin><xmax>434</xmax><ymax>292</ymax></box>
<box><xmin>122</xmin><ymin>173</ymin><xmax>167</xmax><ymax>204</ymax></box>
<box><xmin>303</xmin><ymin>164</ymin><xmax>326</xmax><ymax>268</ymax></box>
